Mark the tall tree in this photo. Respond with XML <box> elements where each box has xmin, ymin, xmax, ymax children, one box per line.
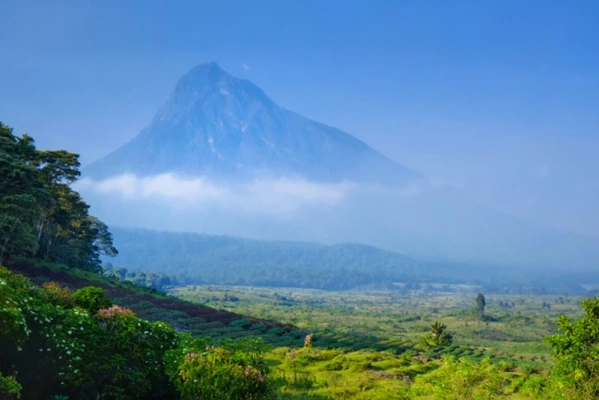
<box><xmin>0</xmin><ymin>121</ymin><xmax>117</xmax><ymax>270</ymax></box>
<box><xmin>0</xmin><ymin>124</ymin><xmax>48</xmax><ymax>263</ymax></box>
<box><xmin>476</xmin><ymin>293</ymin><xmax>486</xmax><ymax>314</ymax></box>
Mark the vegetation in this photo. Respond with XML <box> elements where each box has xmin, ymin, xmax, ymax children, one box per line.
<box><xmin>420</xmin><ymin>322</ymin><xmax>453</xmax><ymax>348</ymax></box>
<box><xmin>0</xmin><ymin>122</ymin><xmax>116</xmax><ymax>271</ymax></box>
<box><xmin>0</xmin><ymin>265</ymin><xmax>274</xmax><ymax>399</ymax></box>
<box><xmin>546</xmin><ymin>297</ymin><xmax>599</xmax><ymax>399</ymax></box>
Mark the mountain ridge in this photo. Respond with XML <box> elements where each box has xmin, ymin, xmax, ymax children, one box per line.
<box><xmin>84</xmin><ymin>62</ymin><xmax>422</xmax><ymax>185</ymax></box>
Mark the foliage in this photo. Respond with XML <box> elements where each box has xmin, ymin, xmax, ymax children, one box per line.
<box><xmin>72</xmin><ymin>286</ymin><xmax>112</xmax><ymax>314</ymax></box>
<box><xmin>0</xmin><ymin>373</ymin><xmax>21</xmax><ymax>399</ymax></box>
<box><xmin>0</xmin><ymin>122</ymin><xmax>116</xmax><ymax>271</ymax></box>
<box><xmin>420</xmin><ymin>322</ymin><xmax>453</xmax><ymax>348</ymax></box>
<box><xmin>545</xmin><ymin>296</ymin><xmax>599</xmax><ymax>399</ymax></box>
<box><xmin>168</xmin><ymin>336</ymin><xmax>274</xmax><ymax>400</ymax></box>
<box><xmin>410</xmin><ymin>356</ymin><xmax>511</xmax><ymax>399</ymax></box>
<box><xmin>42</xmin><ymin>281</ymin><xmax>76</xmax><ymax>308</ymax></box>
<box><xmin>0</xmin><ymin>266</ymin><xmax>277</xmax><ymax>400</ymax></box>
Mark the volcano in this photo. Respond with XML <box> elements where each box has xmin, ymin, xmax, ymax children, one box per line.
<box><xmin>85</xmin><ymin>62</ymin><xmax>422</xmax><ymax>185</ymax></box>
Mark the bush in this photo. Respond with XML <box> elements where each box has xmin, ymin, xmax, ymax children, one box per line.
<box><xmin>42</xmin><ymin>282</ymin><xmax>75</xmax><ymax>308</ymax></box>
<box><xmin>72</xmin><ymin>286</ymin><xmax>112</xmax><ymax>314</ymax></box>
<box><xmin>0</xmin><ymin>373</ymin><xmax>21</xmax><ymax>399</ymax></box>
<box><xmin>167</xmin><ymin>336</ymin><xmax>274</xmax><ymax>400</ymax></box>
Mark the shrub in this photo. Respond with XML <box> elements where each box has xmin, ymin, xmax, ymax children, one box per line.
<box><xmin>72</xmin><ymin>286</ymin><xmax>112</xmax><ymax>314</ymax></box>
<box><xmin>0</xmin><ymin>373</ymin><xmax>21</xmax><ymax>399</ymax></box>
<box><xmin>42</xmin><ymin>282</ymin><xmax>75</xmax><ymax>308</ymax></box>
<box><xmin>167</xmin><ymin>336</ymin><xmax>274</xmax><ymax>400</ymax></box>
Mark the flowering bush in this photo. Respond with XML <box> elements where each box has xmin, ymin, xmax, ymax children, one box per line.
<box><xmin>42</xmin><ymin>281</ymin><xmax>76</xmax><ymax>308</ymax></box>
<box><xmin>167</xmin><ymin>336</ymin><xmax>275</xmax><ymax>400</ymax></box>
<box><xmin>0</xmin><ymin>267</ymin><xmax>179</xmax><ymax>399</ymax></box>
<box><xmin>0</xmin><ymin>266</ymin><xmax>275</xmax><ymax>399</ymax></box>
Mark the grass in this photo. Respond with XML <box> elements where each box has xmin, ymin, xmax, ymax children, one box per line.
<box><xmin>7</xmin><ymin>260</ymin><xmax>587</xmax><ymax>399</ymax></box>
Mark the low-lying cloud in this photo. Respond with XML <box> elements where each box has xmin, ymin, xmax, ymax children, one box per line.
<box><xmin>76</xmin><ymin>173</ymin><xmax>355</xmax><ymax>216</ymax></box>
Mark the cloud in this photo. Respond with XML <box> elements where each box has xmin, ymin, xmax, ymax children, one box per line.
<box><xmin>241</xmin><ymin>63</ymin><xmax>251</xmax><ymax>71</ymax></box>
<box><xmin>76</xmin><ymin>173</ymin><xmax>353</xmax><ymax>216</ymax></box>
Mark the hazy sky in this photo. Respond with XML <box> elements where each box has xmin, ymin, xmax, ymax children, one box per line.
<box><xmin>1</xmin><ymin>0</ymin><xmax>598</xmax><ymax>236</ymax></box>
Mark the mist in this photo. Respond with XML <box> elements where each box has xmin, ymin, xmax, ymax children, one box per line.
<box><xmin>76</xmin><ymin>172</ymin><xmax>599</xmax><ymax>272</ymax></box>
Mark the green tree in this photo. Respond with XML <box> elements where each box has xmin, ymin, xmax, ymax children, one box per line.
<box><xmin>0</xmin><ymin>121</ymin><xmax>117</xmax><ymax>271</ymax></box>
<box><xmin>0</xmin><ymin>123</ymin><xmax>48</xmax><ymax>263</ymax></box>
<box><xmin>420</xmin><ymin>321</ymin><xmax>453</xmax><ymax>347</ymax></box>
<box><xmin>545</xmin><ymin>297</ymin><xmax>599</xmax><ymax>399</ymax></box>
<box><xmin>475</xmin><ymin>293</ymin><xmax>486</xmax><ymax>314</ymax></box>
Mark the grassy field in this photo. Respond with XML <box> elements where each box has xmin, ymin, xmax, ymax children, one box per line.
<box><xmin>167</xmin><ymin>284</ymin><xmax>586</xmax><ymax>398</ymax></box>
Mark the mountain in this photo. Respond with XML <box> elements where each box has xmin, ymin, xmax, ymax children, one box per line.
<box><xmin>85</xmin><ymin>62</ymin><xmax>422</xmax><ymax>185</ymax></box>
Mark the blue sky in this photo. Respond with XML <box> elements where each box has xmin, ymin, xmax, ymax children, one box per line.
<box><xmin>1</xmin><ymin>0</ymin><xmax>598</xmax><ymax>236</ymax></box>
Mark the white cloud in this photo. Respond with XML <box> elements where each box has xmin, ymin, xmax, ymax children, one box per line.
<box><xmin>76</xmin><ymin>173</ymin><xmax>353</xmax><ymax>216</ymax></box>
<box><xmin>241</xmin><ymin>63</ymin><xmax>251</xmax><ymax>71</ymax></box>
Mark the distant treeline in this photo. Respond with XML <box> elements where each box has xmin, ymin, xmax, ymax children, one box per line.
<box><xmin>108</xmin><ymin>228</ymin><xmax>594</xmax><ymax>294</ymax></box>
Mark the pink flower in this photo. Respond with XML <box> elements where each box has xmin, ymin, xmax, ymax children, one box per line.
<box><xmin>97</xmin><ymin>305</ymin><xmax>134</xmax><ymax>319</ymax></box>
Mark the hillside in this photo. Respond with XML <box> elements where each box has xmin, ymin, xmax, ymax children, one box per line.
<box><xmin>107</xmin><ymin>227</ymin><xmax>593</xmax><ymax>294</ymax></box>
<box><xmin>108</xmin><ymin>227</ymin><xmax>469</xmax><ymax>290</ymax></box>
<box><xmin>7</xmin><ymin>261</ymin><xmax>278</xmax><ymax>337</ymax></box>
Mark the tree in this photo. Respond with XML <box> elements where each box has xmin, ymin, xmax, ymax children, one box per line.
<box><xmin>421</xmin><ymin>321</ymin><xmax>453</xmax><ymax>347</ymax></box>
<box><xmin>545</xmin><ymin>297</ymin><xmax>599</xmax><ymax>399</ymax></box>
<box><xmin>476</xmin><ymin>293</ymin><xmax>486</xmax><ymax>314</ymax></box>
<box><xmin>0</xmin><ymin>121</ymin><xmax>117</xmax><ymax>270</ymax></box>
<box><xmin>0</xmin><ymin>123</ymin><xmax>48</xmax><ymax>263</ymax></box>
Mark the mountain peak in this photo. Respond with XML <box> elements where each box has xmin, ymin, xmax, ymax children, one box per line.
<box><xmin>84</xmin><ymin>63</ymin><xmax>423</xmax><ymax>185</ymax></box>
<box><xmin>185</xmin><ymin>61</ymin><xmax>228</xmax><ymax>80</ymax></box>
<box><xmin>171</xmin><ymin>62</ymin><xmax>232</xmax><ymax>98</ymax></box>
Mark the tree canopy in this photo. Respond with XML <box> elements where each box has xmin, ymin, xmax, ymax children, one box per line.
<box><xmin>0</xmin><ymin>122</ymin><xmax>116</xmax><ymax>271</ymax></box>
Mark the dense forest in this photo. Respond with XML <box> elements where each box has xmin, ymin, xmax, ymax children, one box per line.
<box><xmin>0</xmin><ymin>122</ymin><xmax>116</xmax><ymax>271</ymax></box>
<box><xmin>109</xmin><ymin>228</ymin><xmax>593</xmax><ymax>294</ymax></box>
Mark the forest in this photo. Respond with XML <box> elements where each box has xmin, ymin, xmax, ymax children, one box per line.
<box><xmin>108</xmin><ymin>228</ymin><xmax>595</xmax><ymax>295</ymax></box>
<box><xmin>2</xmin><ymin>122</ymin><xmax>599</xmax><ymax>399</ymax></box>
